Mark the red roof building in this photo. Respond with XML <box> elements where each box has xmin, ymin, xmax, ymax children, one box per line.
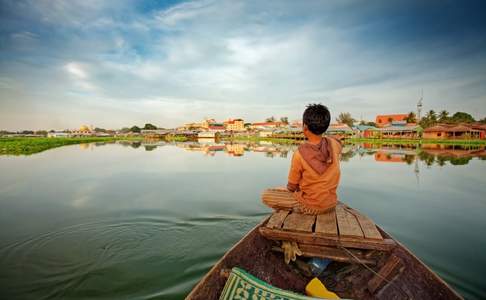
<box><xmin>423</xmin><ymin>123</ymin><xmax>483</xmax><ymax>139</ymax></box>
<box><xmin>375</xmin><ymin>114</ymin><xmax>408</xmax><ymax>128</ymax></box>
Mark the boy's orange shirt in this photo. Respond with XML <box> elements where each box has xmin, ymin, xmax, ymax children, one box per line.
<box><xmin>287</xmin><ymin>137</ymin><xmax>342</xmax><ymax>212</ymax></box>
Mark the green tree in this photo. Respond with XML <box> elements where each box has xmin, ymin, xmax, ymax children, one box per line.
<box><xmin>359</xmin><ymin>120</ymin><xmax>376</xmax><ymax>127</ymax></box>
<box><xmin>419</xmin><ymin>110</ymin><xmax>438</xmax><ymax>128</ymax></box>
<box><xmin>280</xmin><ymin>117</ymin><xmax>289</xmax><ymax>124</ymax></box>
<box><xmin>405</xmin><ymin>112</ymin><xmax>417</xmax><ymax>123</ymax></box>
<box><xmin>438</xmin><ymin>110</ymin><xmax>449</xmax><ymax>122</ymax></box>
<box><xmin>265</xmin><ymin>116</ymin><xmax>276</xmax><ymax>122</ymax></box>
<box><xmin>143</xmin><ymin>123</ymin><xmax>158</xmax><ymax>130</ymax></box>
<box><xmin>336</xmin><ymin>112</ymin><xmax>356</xmax><ymax>127</ymax></box>
<box><xmin>426</xmin><ymin>110</ymin><xmax>437</xmax><ymax>122</ymax></box>
<box><xmin>94</xmin><ymin>127</ymin><xmax>107</xmax><ymax>133</ymax></box>
<box><xmin>479</xmin><ymin>117</ymin><xmax>486</xmax><ymax>124</ymax></box>
<box><xmin>130</xmin><ymin>126</ymin><xmax>141</xmax><ymax>133</ymax></box>
<box><xmin>450</xmin><ymin>112</ymin><xmax>475</xmax><ymax>123</ymax></box>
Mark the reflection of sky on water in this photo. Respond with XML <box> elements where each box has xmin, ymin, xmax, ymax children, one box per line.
<box><xmin>0</xmin><ymin>141</ymin><xmax>485</xmax><ymax>299</ymax></box>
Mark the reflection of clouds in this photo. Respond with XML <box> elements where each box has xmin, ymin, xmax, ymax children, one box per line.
<box><xmin>71</xmin><ymin>182</ymin><xmax>98</xmax><ymax>208</ymax></box>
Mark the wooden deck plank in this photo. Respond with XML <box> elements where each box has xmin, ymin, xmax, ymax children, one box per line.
<box><xmin>315</xmin><ymin>209</ymin><xmax>338</xmax><ymax>236</ymax></box>
<box><xmin>336</xmin><ymin>204</ymin><xmax>364</xmax><ymax>238</ymax></box>
<box><xmin>266</xmin><ymin>210</ymin><xmax>289</xmax><ymax>229</ymax></box>
<box><xmin>282</xmin><ymin>212</ymin><xmax>316</xmax><ymax>232</ymax></box>
<box><xmin>259</xmin><ymin>227</ymin><xmax>396</xmax><ymax>251</ymax></box>
<box><xmin>352</xmin><ymin>211</ymin><xmax>383</xmax><ymax>240</ymax></box>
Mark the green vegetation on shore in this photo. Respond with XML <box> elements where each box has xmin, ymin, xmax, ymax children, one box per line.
<box><xmin>0</xmin><ymin>137</ymin><xmax>142</xmax><ymax>156</ymax></box>
<box><xmin>165</xmin><ymin>135</ymin><xmax>189</xmax><ymax>142</ymax></box>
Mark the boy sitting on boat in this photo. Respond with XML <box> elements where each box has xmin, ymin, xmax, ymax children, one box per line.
<box><xmin>262</xmin><ymin>104</ymin><xmax>342</xmax><ymax>215</ymax></box>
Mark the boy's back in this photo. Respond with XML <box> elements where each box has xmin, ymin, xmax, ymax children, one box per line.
<box><xmin>262</xmin><ymin>104</ymin><xmax>341</xmax><ymax>215</ymax></box>
<box><xmin>288</xmin><ymin>136</ymin><xmax>342</xmax><ymax>214</ymax></box>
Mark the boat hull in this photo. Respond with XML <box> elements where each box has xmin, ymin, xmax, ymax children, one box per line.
<box><xmin>186</xmin><ymin>217</ymin><xmax>463</xmax><ymax>300</ymax></box>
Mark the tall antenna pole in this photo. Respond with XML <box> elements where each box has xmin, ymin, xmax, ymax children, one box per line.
<box><xmin>417</xmin><ymin>89</ymin><xmax>423</xmax><ymax>121</ymax></box>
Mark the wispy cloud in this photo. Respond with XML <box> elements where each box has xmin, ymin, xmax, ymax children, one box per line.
<box><xmin>0</xmin><ymin>0</ymin><xmax>485</xmax><ymax>130</ymax></box>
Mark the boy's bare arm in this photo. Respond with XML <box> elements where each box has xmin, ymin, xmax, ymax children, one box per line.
<box><xmin>287</xmin><ymin>151</ymin><xmax>302</xmax><ymax>192</ymax></box>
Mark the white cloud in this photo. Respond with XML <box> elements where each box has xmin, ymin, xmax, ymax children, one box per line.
<box><xmin>155</xmin><ymin>0</ymin><xmax>215</xmax><ymax>27</ymax></box>
<box><xmin>64</xmin><ymin>62</ymin><xmax>88</xmax><ymax>79</ymax></box>
<box><xmin>64</xmin><ymin>62</ymin><xmax>98</xmax><ymax>92</ymax></box>
<box><xmin>1</xmin><ymin>0</ymin><xmax>485</xmax><ymax>130</ymax></box>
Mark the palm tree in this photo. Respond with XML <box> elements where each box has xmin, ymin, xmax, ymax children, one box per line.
<box><xmin>438</xmin><ymin>110</ymin><xmax>449</xmax><ymax>122</ymax></box>
<box><xmin>426</xmin><ymin>110</ymin><xmax>437</xmax><ymax>122</ymax></box>
<box><xmin>405</xmin><ymin>112</ymin><xmax>417</xmax><ymax>123</ymax></box>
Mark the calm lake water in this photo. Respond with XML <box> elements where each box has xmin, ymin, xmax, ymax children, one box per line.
<box><xmin>0</xmin><ymin>141</ymin><xmax>485</xmax><ymax>299</ymax></box>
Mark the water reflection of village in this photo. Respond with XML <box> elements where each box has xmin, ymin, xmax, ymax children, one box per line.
<box><xmin>176</xmin><ymin>140</ymin><xmax>294</xmax><ymax>158</ymax></box>
<box><xmin>109</xmin><ymin>139</ymin><xmax>486</xmax><ymax>167</ymax></box>
<box><xmin>348</xmin><ymin>143</ymin><xmax>486</xmax><ymax>166</ymax></box>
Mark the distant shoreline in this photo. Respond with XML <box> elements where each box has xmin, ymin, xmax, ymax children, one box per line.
<box><xmin>1</xmin><ymin>136</ymin><xmax>485</xmax><ymax>156</ymax></box>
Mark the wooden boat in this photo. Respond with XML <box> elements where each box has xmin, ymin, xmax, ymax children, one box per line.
<box><xmin>186</xmin><ymin>205</ymin><xmax>463</xmax><ymax>300</ymax></box>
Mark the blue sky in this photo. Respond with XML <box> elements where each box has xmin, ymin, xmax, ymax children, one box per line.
<box><xmin>0</xmin><ymin>0</ymin><xmax>485</xmax><ymax>130</ymax></box>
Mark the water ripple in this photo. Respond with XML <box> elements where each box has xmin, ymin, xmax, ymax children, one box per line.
<box><xmin>0</xmin><ymin>214</ymin><xmax>261</xmax><ymax>299</ymax></box>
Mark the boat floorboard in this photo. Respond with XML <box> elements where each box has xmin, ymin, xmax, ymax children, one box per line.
<box><xmin>186</xmin><ymin>207</ymin><xmax>463</xmax><ymax>300</ymax></box>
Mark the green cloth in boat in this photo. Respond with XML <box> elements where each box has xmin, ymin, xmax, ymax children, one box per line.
<box><xmin>219</xmin><ymin>267</ymin><xmax>323</xmax><ymax>300</ymax></box>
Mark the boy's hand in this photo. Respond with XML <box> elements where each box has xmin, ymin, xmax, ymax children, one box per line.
<box><xmin>287</xmin><ymin>182</ymin><xmax>299</xmax><ymax>192</ymax></box>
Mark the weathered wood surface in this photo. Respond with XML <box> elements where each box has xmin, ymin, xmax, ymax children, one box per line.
<box><xmin>259</xmin><ymin>226</ymin><xmax>396</xmax><ymax>251</ymax></box>
<box><xmin>261</xmin><ymin>204</ymin><xmax>391</xmax><ymax>251</ymax></box>
<box><xmin>348</xmin><ymin>208</ymin><xmax>383</xmax><ymax>240</ymax></box>
<box><xmin>297</xmin><ymin>244</ymin><xmax>376</xmax><ymax>265</ymax></box>
<box><xmin>283</xmin><ymin>212</ymin><xmax>315</xmax><ymax>232</ymax></box>
<box><xmin>315</xmin><ymin>209</ymin><xmax>338</xmax><ymax>236</ymax></box>
<box><xmin>368</xmin><ymin>254</ymin><xmax>402</xmax><ymax>294</ymax></box>
<box><xmin>186</xmin><ymin>217</ymin><xmax>308</xmax><ymax>300</ymax></box>
<box><xmin>336</xmin><ymin>204</ymin><xmax>364</xmax><ymax>238</ymax></box>
<box><xmin>187</xmin><ymin>214</ymin><xmax>463</xmax><ymax>300</ymax></box>
<box><xmin>266</xmin><ymin>210</ymin><xmax>289</xmax><ymax>229</ymax></box>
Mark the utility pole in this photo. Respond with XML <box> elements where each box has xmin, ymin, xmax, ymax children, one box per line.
<box><xmin>417</xmin><ymin>89</ymin><xmax>423</xmax><ymax>122</ymax></box>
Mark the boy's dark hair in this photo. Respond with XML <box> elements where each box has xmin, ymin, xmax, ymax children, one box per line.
<box><xmin>303</xmin><ymin>104</ymin><xmax>331</xmax><ymax>135</ymax></box>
